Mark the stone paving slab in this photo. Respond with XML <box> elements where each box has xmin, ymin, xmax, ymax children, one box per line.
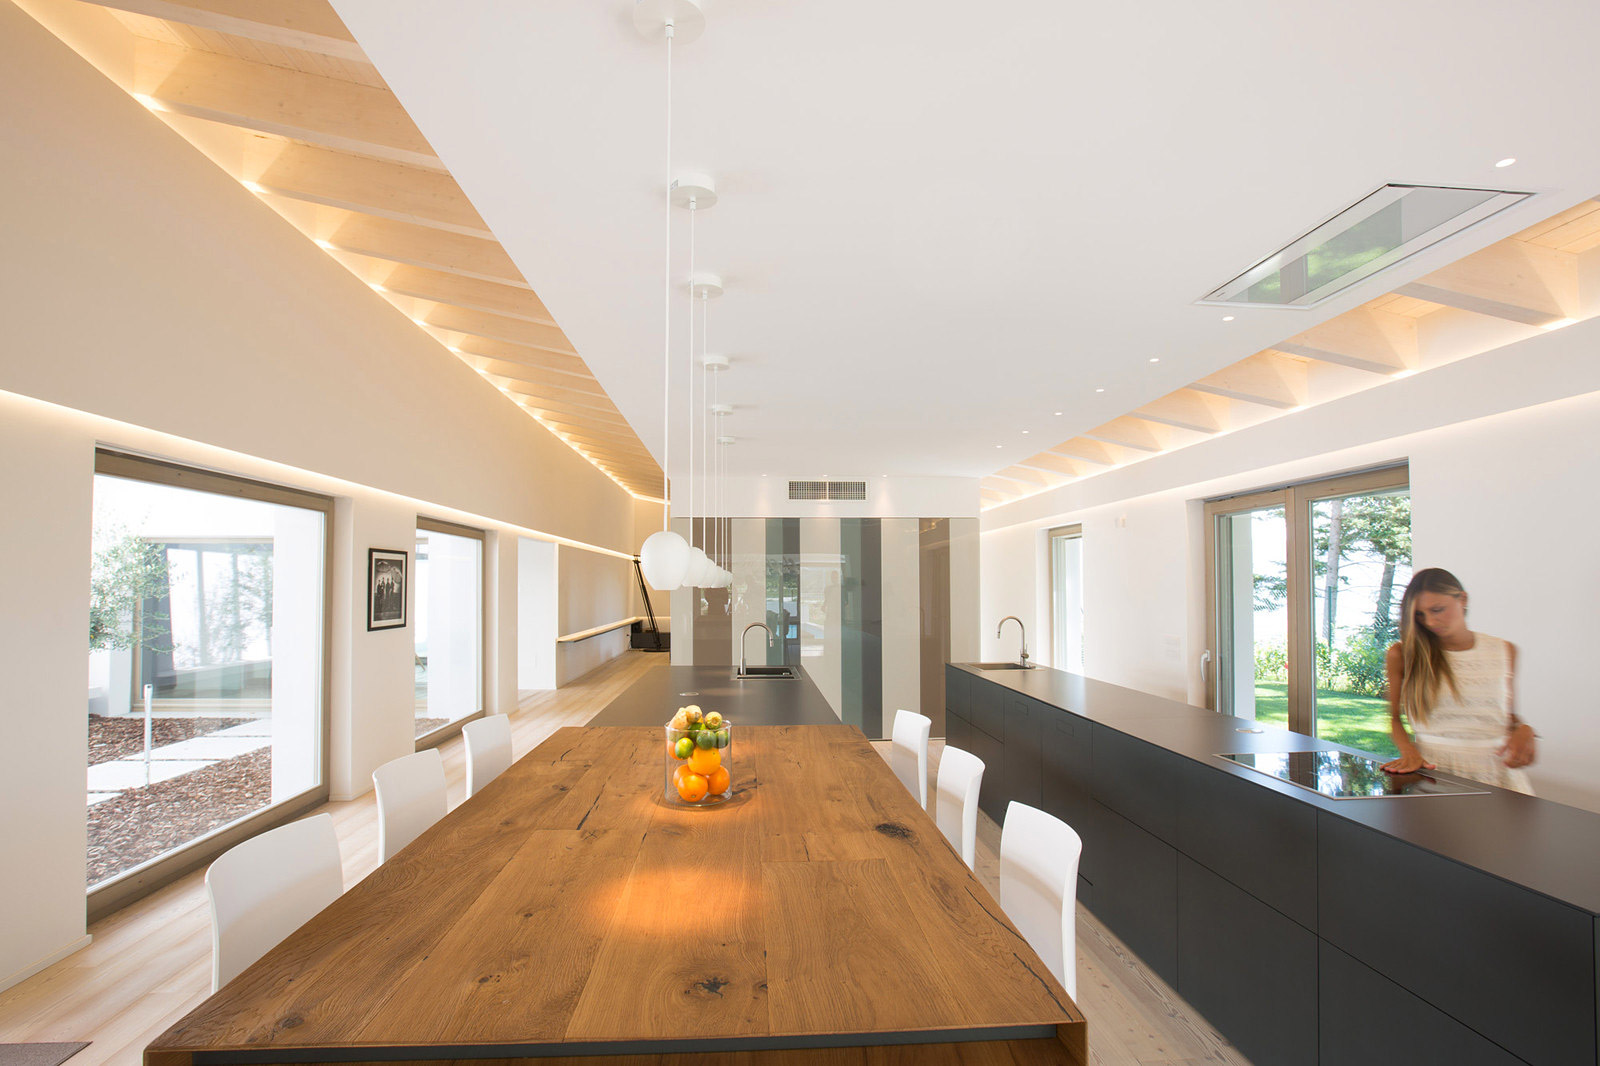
<box><xmin>87</xmin><ymin>759</ymin><xmax>212</xmax><ymax>792</ymax></box>
<box><xmin>210</xmin><ymin>719</ymin><xmax>273</xmax><ymax>738</ymax></box>
<box><xmin>147</xmin><ymin>735</ymin><xmax>271</xmax><ymax>760</ymax></box>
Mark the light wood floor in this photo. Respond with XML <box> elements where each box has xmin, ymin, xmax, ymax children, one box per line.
<box><xmin>0</xmin><ymin>651</ymin><xmax>1248</xmax><ymax>1066</ymax></box>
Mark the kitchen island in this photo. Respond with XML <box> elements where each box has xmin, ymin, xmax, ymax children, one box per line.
<box><xmin>586</xmin><ymin>664</ymin><xmax>842</xmax><ymax>727</ymax></box>
<box><xmin>950</xmin><ymin>662</ymin><xmax>1600</xmax><ymax>1066</ymax></box>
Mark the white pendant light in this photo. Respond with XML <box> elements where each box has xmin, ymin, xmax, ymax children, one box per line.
<box><xmin>635</xmin><ymin>1</ymin><xmax>706</xmax><ymax>591</ymax></box>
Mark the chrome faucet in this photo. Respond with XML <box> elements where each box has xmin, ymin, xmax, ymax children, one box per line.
<box><xmin>740</xmin><ymin>622</ymin><xmax>773</xmax><ymax>676</ymax></box>
<box><xmin>997</xmin><ymin>615</ymin><xmax>1030</xmax><ymax>667</ymax></box>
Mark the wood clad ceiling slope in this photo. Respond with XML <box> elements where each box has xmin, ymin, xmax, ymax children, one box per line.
<box><xmin>982</xmin><ymin>198</ymin><xmax>1600</xmax><ymax>509</ymax></box>
<box><xmin>19</xmin><ymin>0</ymin><xmax>665</xmax><ymax>501</ymax></box>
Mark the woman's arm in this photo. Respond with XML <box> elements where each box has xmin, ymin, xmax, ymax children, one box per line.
<box><xmin>1381</xmin><ymin>642</ymin><xmax>1435</xmax><ymax>773</ymax></box>
<box><xmin>1497</xmin><ymin>639</ymin><xmax>1537</xmax><ymax>769</ymax></box>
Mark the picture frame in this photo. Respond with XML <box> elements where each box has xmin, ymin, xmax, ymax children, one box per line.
<box><xmin>367</xmin><ymin>548</ymin><xmax>408</xmax><ymax>631</ymax></box>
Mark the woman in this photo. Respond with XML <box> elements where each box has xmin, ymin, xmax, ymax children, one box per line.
<box><xmin>1382</xmin><ymin>567</ymin><xmax>1537</xmax><ymax>793</ymax></box>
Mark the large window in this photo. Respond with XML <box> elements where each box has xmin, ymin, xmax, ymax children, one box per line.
<box><xmin>1048</xmin><ymin>525</ymin><xmax>1084</xmax><ymax>672</ymax></box>
<box><xmin>414</xmin><ymin>518</ymin><xmax>485</xmax><ymax>743</ymax></box>
<box><xmin>86</xmin><ymin>452</ymin><xmax>330</xmax><ymax>914</ymax></box>
<box><xmin>1205</xmin><ymin>466</ymin><xmax>1410</xmax><ymax>756</ymax></box>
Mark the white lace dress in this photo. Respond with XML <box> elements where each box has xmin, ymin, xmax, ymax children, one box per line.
<box><xmin>1410</xmin><ymin>632</ymin><xmax>1534</xmax><ymax>795</ymax></box>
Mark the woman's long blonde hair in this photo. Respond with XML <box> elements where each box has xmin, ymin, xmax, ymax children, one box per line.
<box><xmin>1398</xmin><ymin>568</ymin><xmax>1465</xmax><ymax>725</ymax></box>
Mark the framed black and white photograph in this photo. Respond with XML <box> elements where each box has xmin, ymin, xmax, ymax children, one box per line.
<box><xmin>367</xmin><ymin>548</ymin><xmax>408</xmax><ymax>631</ymax></box>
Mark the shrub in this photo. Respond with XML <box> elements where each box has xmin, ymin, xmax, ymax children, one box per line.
<box><xmin>1334</xmin><ymin>631</ymin><xmax>1389</xmax><ymax>698</ymax></box>
<box><xmin>1254</xmin><ymin>639</ymin><xmax>1288</xmax><ymax>681</ymax></box>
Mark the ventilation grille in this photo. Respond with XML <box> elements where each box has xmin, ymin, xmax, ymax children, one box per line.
<box><xmin>788</xmin><ymin>479</ymin><xmax>868</xmax><ymax>501</ymax></box>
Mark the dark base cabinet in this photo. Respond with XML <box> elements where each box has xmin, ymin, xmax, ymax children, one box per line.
<box><xmin>1176</xmin><ymin>857</ymin><xmax>1317</xmax><ymax>1066</ymax></box>
<box><xmin>1093</xmin><ymin>803</ymin><xmax>1178</xmax><ymax>987</ymax></box>
<box><xmin>1320</xmin><ymin>943</ymin><xmax>1525</xmax><ymax>1066</ymax></box>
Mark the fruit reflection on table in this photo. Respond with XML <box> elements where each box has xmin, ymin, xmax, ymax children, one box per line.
<box><xmin>665</xmin><ymin>705</ymin><xmax>733</xmax><ymax>804</ymax></box>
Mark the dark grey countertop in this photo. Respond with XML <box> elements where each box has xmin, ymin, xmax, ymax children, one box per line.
<box><xmin>586</xmin><ymin>664</ymin><xmax>843</xmax><ymax>728</ymax></box>
<box><xmin>954</xmin><ymin>662</ymin><xmax>1600</xmax><ymax>917</ymax></box>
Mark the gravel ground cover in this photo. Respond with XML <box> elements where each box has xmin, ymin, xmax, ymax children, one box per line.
<box><xmin>87</xmin><ymin>715</ymin><xmax>251</xmax><ymax>765</ymax></box>
<box><xmin>87</xmin><ymin>749</ymin><xmax>272</xmax><ymax>885</ymax></box>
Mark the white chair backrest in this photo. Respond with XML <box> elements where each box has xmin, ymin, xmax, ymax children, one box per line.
<box><xmin>934</xmin><ymin>745</ymin><xmax>985</xmax><ymax>870</ymax></box>
<box><xmin>206</xmin><ymin>812</ymin><xmax>342</xmax><ymax>992</ymax></box>
<box><xmin>889</xmin><ymin>709</ymin><xmax>931</xmax><ymax>808</ymax></box>
<box><xmin>999</xmin><ymin>801</ymin><xmax>1083</xmax><ymax>1000</ymax></box>
<box><xmin>373</xmin><ymin>747</ymin><xmax>447</xmax><ymax>863</ymax></box>
<box><xmin>463</xmin><ymin>715</ymin><xmax>513</xmax><ymax>798</ymax></box>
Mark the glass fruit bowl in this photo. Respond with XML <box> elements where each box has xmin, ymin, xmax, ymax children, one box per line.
<box><xmin>664</xmin><ymin>708</ymin><xmax>732</xmax><ymax>805</ymax></box>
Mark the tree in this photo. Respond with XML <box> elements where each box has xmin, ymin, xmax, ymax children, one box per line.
<box><xmin>89</xmin><ymin>532</ymin><xmax>169</xmax><ymax>652</ymax></box>
<box><xmin>1340</xmin><ymin>495</ymin><xmax>1411</xmax><ymax>644</ymax></box>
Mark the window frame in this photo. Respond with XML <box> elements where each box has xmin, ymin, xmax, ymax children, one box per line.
<box><xmin>413</xmin><ymin>515</ymin><xmax>489</xmax><ymax>751</ymax></box>
<box><xmin>88</xmin><ymin>450</ymin><xmax>334</xmax><ymax>922</ymax></box>
<box><xmin>1046</xmin><ymin>523</ymin><xmax>1084</xmax><ymax>672</ymax></box>
<box><xmin>1202</xmin><ymin>463</ymin><xmax>1408</xmax><ymax>736</ymax></box>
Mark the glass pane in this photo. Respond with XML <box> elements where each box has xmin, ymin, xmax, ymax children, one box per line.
<box><xmin>1214</xmin><ymin>506</ymin><xmax>1288</xmax><ymax>728</ymax></box>
<box><xmin>1050</xmin><ymin>534</ymin><xmax>1084</xmax><ymax>671</ymax></box>
<box><xmin>1310</xmin><ymin>491</ymin><xmax>1411</xmax><ymax>758</ymax></box>
<box><xmin>414</xmin><ymin>529</ymin><xmax>483</xmax><ymax>737</ymax></box>
<box><xmin>87</xmin><ymin>474</ymin><xmax>324</xmax><ymax>888</ymax></box>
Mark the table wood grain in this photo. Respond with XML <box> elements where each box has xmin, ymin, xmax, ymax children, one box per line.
<box><xmin>145</xmin><ymin>725</ymin><xmax>1085</xmax><ymax>1065</ymax></box>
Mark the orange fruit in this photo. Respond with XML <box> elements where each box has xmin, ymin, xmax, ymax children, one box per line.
<box><xmin>687</xmin><ymin>746</ymin><xmax>721</xmax><ymax>775</ymax></box>
<box><xmin>676</xmin><ymin>771</ymin><xmax>709</xmax><ymax>802</ymax></box>
<box><xmin>707</xmin><ymin>766</ymin><xmax>730</xmax><ymax>795</ymax></box>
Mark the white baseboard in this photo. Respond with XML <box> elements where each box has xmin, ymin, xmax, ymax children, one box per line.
<box><xmin>0</xmin><ymin>934</ymin><xmax>93</xmax><ymax>994</ymax></box>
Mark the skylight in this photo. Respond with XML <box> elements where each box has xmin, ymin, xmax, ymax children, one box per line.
<box><xmin>1200</xmin><ymin>184</ymin><xmax>1531</xmax><ymax>309</ymax></box>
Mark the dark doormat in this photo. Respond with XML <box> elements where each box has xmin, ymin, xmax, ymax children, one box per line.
<box><xmin>0</xmin><ymin>1043</ymin><xmax>91</xmax><ymax>1066</ymax></box>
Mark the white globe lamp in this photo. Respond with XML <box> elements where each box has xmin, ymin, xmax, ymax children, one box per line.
<box><xmin>639</xmin><ymin>530</ymin><xmax>690</xmax><ymax>591</ymax></box>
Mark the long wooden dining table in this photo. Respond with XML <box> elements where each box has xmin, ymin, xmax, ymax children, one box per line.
<box><xmin>145</xmin><ymin>723</ymin><xmax>1086</xmax><ymax>1065</ymax></box>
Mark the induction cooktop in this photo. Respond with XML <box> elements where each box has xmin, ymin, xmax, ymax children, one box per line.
<box><xmin>1214</xmin><ymin>750</ymin><xmax>1490</xmax><ymax>799</ymax></box>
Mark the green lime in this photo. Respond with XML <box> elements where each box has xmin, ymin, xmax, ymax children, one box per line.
<box><xmin>694</xmin><ymin>730</ymin><xmax>717</xmax><ymax>750</ymax></box>
<box><xmin>715</xmin><ymin>729</ymin><xmax>730</xmax><ymax>748</ymax></box>
<box><xmin>674</xmin><ymin>736</ymin><xmax>694</xmax><ymax>760</ymax></box>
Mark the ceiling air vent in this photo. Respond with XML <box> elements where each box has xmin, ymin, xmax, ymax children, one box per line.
<box><xmin>1199</xmin><ymin>184</ymin><xmax>1531</xmax><ymax>309</ymax></box>
<box><xmin>788</xmin><ymin>479</ymin><xmax>868</xmax><ymax>501</ymax></box>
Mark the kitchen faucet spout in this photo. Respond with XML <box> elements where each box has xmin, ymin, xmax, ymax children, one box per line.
<box><xmin>997</xmin><ymin>616</ymin><xmax>1030</xmax><ymax>668</ymax></box>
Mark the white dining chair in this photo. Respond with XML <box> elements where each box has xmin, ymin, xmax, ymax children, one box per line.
<box><xmin>463</xmin><ymin>715</ymin><xmax>513</xmax><ymax>798</ymax></box>
<box><xmin>934</xmin><ymin>745</ymin><xmax>985</xmax><ymax>870</ymax></box>
<box><xmin>373</xmin><ymin>747</ymin><xmax>447</xmax><ymax>863</ymax></box>
<box><xmin>999</xmin><ymin>800</ymin><xmax>1084</xmax><ymax>1000</ymax></box>
<box><xmin>206</xmin><ymin>812</ymin><xmax>343</xmax><ymax>992</ymax></box>
<box><xmin>890</xmin><ymin>708</ymin><xmax>932</xmax><ymax>808</ymax></box>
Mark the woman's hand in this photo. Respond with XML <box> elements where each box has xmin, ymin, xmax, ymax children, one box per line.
<box><xmin>1382</xmin><ymin>744</ymin><xmax>1435</xmax><ymax>774</ymax></box>
<box><xmin>1498</xmin><ymin>723</ymin><xmax>1537</xmax><ymax>769</ymax></box>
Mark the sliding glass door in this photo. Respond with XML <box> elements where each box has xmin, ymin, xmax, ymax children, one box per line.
<box><xmin>1205</xmin><ymin>467</ymin><xmax>1409</xmax><ymax>754</ymax></box>
<box><xmin>414</xmin><ymin>518</ymin><xmax>485</xmax><ymax>743</ymax></box>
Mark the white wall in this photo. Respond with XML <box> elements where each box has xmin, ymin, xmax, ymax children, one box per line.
<box><xmin>0</xmin><ymin>8</ymin><xmax>639</xmax><ymax>991</ymax></box>
<box><xmin>981</xmin><ymin>318</ymin><xmax>1600</xmax><ymax>812</ymax></box>
<box><xmin>554</xmin><ymin>546</ymin><xmax>634</xmax><ymax>685</ymax></box>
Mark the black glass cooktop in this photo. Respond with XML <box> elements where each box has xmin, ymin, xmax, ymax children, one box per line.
<box><xmin>1215</xmin><ymin>750</ymin><xmax>1490</xmax><ymax>799</ymax></box>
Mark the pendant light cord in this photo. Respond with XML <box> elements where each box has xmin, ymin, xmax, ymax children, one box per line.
<box><xmin>660</xmin><ymin>25</ymin><xmax>674</xmax><ymax>531</ymax></box>
<box><xmin>687</xmin><ymin>200</ymin><xmax>697</xmax><ymax>551</ymax></box>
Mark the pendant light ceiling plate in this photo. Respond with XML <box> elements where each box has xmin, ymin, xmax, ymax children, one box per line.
<box><xmin>703</xmin><ymin>353</ymin><xmax>730</xmax><ymax>371</ymax></box>
<box><xmin>716</xmin><ymin>435</ymin><xmax>736</xmax><ymax>445</ymax></box>
<box><xmin>710</xmin><ymin>402</ymin><xmax>734</xmax><ymax>414</ymax></box>
<box><xmin>689</xmin><ymin>273</ymin><xmax>724</xmax><ymax>299</ymax></box>
<box><xmin>671</xmin><ymin>173</ymin><xmax>718</xmax><ymax>210</ymax></box>
<box><xmin>633</xmin><ymin>0</ymin><xmax>706</xmax><ymax>44</ymax></box>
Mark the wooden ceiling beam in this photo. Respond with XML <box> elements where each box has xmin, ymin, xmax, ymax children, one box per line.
<box><xmin>1018</xmin><ymin>452</ymin><xmax>1090</xmax><ymax>478</ymax></box>
<box><xmin>1275</xmin><ymin>307</ymin><xmax>1415</xmax><ymax>375</ymax></box>
<box><xmin>1081</xmin><ymin>417</ymin><xmax>1164</xmax><ymax>453</ymax></box>
<box><xmin>329</xmin><ymin>253</ymin><xmax>555</xmax><ymax>324</ymax></box>
<box><xmin>995</xmin><ymin>466</ymin><xmax>1058</xmax><ymax>489</ymax></box>
<box><xmin>1395</xmin><ymin>240</ymin><xmax>1576</xmax><ymax>327</ymax></box>
<box><xmin>1189</xmin><ymin>350</ymin><xmax>1306</xmax><ymax>409</ymax></box>
<box><xmin>446</xmin><ymin>336</ymin><xmax>591</xmax><ymax>376</ymax></box>
<box><xmin>77</xmin><ymin>0</ymin><xmax>366</xmax><ymax>61</ymax></box>
<box><xmin>261</xmin><ymin>197</ymin><xmax>528</xmax><ymax>286</ymax></box>
<box><xmin>158</xmin><ymin>114</ymin><xmax>492</xmax><ymax>236</ymax></box>
<box><xmin>1049</xmin><ymin>438</ymin><xmax>1121</xmax><ymax>466</ymax></box>
<box><xmin>419</xmin><ymin>305</ymin><xmax>576</xmax><ymax>355</ymax></box>
<box><xmin>130</xmin><ymin>40</ymin><xmax>441</xmax><ymax>169</ymax></box>
<box><xmin>466</xmin><ymin>357</ymin><xmax>604</xmax><ymax>395</ymax></box>
<box><xmin>1130</xmin><ymin>388</ymin><xmax>1228</xmax><ymax>434</ymax></box>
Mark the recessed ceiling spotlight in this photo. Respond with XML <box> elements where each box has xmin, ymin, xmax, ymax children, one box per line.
<box><xmin>1053</xmin><ymin>411</ymin><xmax>1062</xmax><ymax>416</ymax></box>
<box><xmin>1021</xmin><ymin>430</ymin><xmax>1029</xmax><ymax>435</ymax></box>
<box><xmin>314</xmin><ymin>239</ymin><xmax>334</xmax><ymax>250</ymax></box>
<box><xmin>1095</xmin><ymin>388</ymin><xmax>1105</xmax><ymax>393</ymax></box>
<box><xmin>411</xmin><ymin>317</ymin><xmax>427</xmax><ymax>327</ymax></box>
<box><xmin>1149</xmin><ymin>357</ymin><xmax>1160</xmax><ymax>363</ymax></box>
<box><xmin>995</xmin><ymin>445</ymin><xmax>1002</xmax><ymax>449</ymax></box>
<box><xmin>1495</xmin><ymin>157</ymin><xmax>1517</xmax><ymax>168</ymax></box>
<box><xmin>242</xmin><ymin>180</ymin><xmax>266</xmax><ymax>194</ymax></box>
<box><xmin>1540</xmin><ymin>317</ymin><xmax>1575</xmax><ymax>331</ymax></box>
<box><xmin>1221</xmin><ymin>315</ymin><xmax>1235</xmax><ymax>322</ymax></box>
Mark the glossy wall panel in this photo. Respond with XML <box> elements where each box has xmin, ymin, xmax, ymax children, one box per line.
<box><xmin>880</xmin><ymin>518</ymin><xmax>921</xmax><ymax>734</ymax></box>
<box><xmin>797</xmin><ymin>519</ymin><xmax>842</xmax><ymax>714</ymax></box>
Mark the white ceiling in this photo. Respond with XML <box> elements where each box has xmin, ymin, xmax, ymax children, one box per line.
<box><xmin>330</xmin><ymin>0</ymin><xmax>1600</xmax><ymax>485</ymax></box>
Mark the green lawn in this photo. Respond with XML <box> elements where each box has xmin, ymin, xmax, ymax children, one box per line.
<box><xmin>1251</xmin><ymin>681</ymin><xmax>1398</xmax><ymax>759</ymax></box>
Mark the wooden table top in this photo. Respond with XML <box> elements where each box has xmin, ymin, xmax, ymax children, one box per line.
<box><xmin>146</xmin><ymin>724</ymin><xmax>1085</xmax><ymax>1065</ymax></box>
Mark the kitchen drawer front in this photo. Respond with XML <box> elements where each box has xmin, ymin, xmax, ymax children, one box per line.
<box><xmin>1176</xmin><ymin>856</ymin><xmax>1317</xmax><ymax>1066</ymax></box>
<box><xmin>1040</xmin><ymin>711</ymin><xmax>1097</xmax><ymax>882</ymax></box>
<box><xmin>1092</xmin><ymin>802</ymin><xmax>1177</xmax><ymax>986</ymax></box>
<box><xmin>945</xmin><ymin>702</ymin><xmax>971</xmax><ymax>753</ymax></box>
<box><xmin>1320</xmin><ymin>942</ymin><xmax>1527</xmax><ymax>1066</ymax></box>
<box><xmin>1090</xmin><ymin>725</ymin><xmax>1182</xmax><ymax>845</ymax></box>
<box><xmin>944</xmin><ymin>666</ymin><xmax>970</xmax><ymax>725</ymax></box>
<box><xmin>1319</xmin><ymin>813</ymin><xmax>1596</xmax><ymax>1066</ymax></box>
<box><xmin>970</xmin><ymin>677</ymin><xmax>1005</xmax><ymax>741</ymax></box>
<box><xmin>1001</xmin><ymin>693</ymin><xmax>1045</xmax><ymax>812</ymax></box>
<box><xmin>970</xmin><ymin>726</ymin><xmax>1006</xmax><ymax>824</ymax></box>
<box><xmin>1176</xmin><ymin>758</ymin><xmax>1317</xmax><ymax>930</ymax></box>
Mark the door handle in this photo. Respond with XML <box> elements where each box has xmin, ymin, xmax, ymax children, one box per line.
<box><xmin>1200</xmin><ymin>649</ymin><xmax>1212</xmax><ymax>684</ymax></box>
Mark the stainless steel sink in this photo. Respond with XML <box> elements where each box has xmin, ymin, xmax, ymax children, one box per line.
<box><xmin>975</xmin><ymin>662</ymin><xmax>1034</xmax><ymax>671</ymax></box>
<box><xmin>735</xmin><ymin>665</ymin><xmax>797</xmax><ymax>680</ymax></box>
